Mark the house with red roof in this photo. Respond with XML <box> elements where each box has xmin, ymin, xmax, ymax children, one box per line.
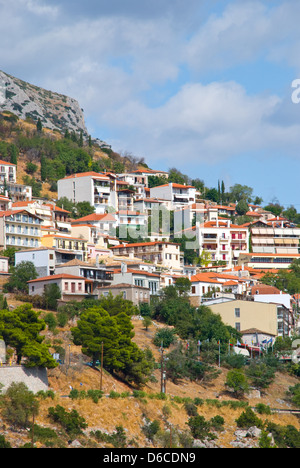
<box><xmin>149</xmin><ymin>182</ymin><xmax>196</xmax><ymax>209</ymax></box>
<box><xmin>28</xmin><ymin>273</ymin><xmax>94</xmax><ymax>302</ymax></box>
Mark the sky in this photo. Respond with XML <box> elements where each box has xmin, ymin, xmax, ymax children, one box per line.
<box><xmin>1</xmin><ymin>0</ymin><xmax>300</xmax><ymax>207</ymax></box>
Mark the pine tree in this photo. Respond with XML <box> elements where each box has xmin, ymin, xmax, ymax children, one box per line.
<box><xmin>36</xmin><ymin>118</ymin><xmax>43</xmax><ymax>133</ymax></box>
<box><xmin>9</xmin><ymin>144</ymin><xmax>18</xmax><ymax>165</ymax></box>
<box><xmin>40</xmin><ymin>155</ymin><xmax>47</xmax><ymax>181</ymax></box>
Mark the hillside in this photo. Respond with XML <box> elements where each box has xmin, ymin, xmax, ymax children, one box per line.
<box><xmin>0</xmin><ymin>111</ymin><xmax>141</xmax><ymax>200</ymax></box>
<box><xmin>1</xmin><ymin>300</ymin><xmax>299</xmax><ymax>449</ymax></box>
<box><xmin>0</xmin><ymin>70</ymin><xmax>88</xmax><ymax>137</ymax></box>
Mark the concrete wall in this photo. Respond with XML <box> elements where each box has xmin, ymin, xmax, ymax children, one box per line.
<box><xmin>0</xmin><ymin>366</ymin><xmax>48</xmax><ymax>393</ymax></box>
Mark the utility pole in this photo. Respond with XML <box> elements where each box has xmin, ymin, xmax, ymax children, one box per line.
<box><xmin>160</xmin><ymin>343</ymin><xmax>166</xmax><ymax>394</ymax></box>
<box><xmin>100</xmin><ymin>341</ymin><xmax>104</xmax><ymax>391</ymax></box>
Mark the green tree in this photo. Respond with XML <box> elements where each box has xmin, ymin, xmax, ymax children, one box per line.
<box><xmin>43</xmin><ymin>283</ymin><xmax>61</xmax><ymax>311</ymax></box>
<box><xmin>0</xmin><ymin>304</ymin><xmax>57</xmax><ymax>368</ymax></box>
<box><xmin>246</xmin><ymin>361</ymin><xmax>276</xmax><ymax>391</ymax></box>
<box><xmin>4</xmin><ymin>261</ymin><xmax>38</xmax><ymax>293</ymax></box>
<box><xmin>235</xmin><ymin>199</ymin><xmax>249</xmax><ymax>216</ymax></box>
<box><xmin>225</xmin><ymin>369</ymin><xmax>249</xmax><ymax>398</ymax></box>
<box><xmin>2</xmin><ymin>382</ymin><xmax>39</xmax><ymax>429</ymax></box>
<box><xmin>71</xmin><ymin>305</ymin><xmax>152</xmax><ymax>385</ymax></box>
<box><xmin>36</xmin><ymin>118</ymin><xmax>43</xmax><ymax>133</ymax></box>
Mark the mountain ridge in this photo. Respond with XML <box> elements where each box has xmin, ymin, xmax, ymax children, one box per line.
<box><xmin>0</xmin><ymin>70</ymin><xmax>89</xmax><ymax>137</ymax></box>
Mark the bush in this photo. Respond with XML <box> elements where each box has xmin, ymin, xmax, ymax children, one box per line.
<box><xmin>210</xmin><ymin>415</ymin><xmax>225</xmax><ymax>431</ymax></box>
<box><xmin>48</xmin><ymin>405</ymin><xmax>87</xmax><ymax>438</ymax></box>
<box><xmin>184</xmin><ymin>400</ymin><xmax>198</xmax><ymax>417</ymax></box>
<box><xmin>255</xmin><ymin>403</ymin><xmax>272</xmax><ymax>415</ymax></box>
<box><xmin>0</xmin><ymin>435</ymin><xmax>11</xmax><ymax>448</ymax></box>
<box><xmin>236</xmin><ymin>407</ymin><xmax>263</xmax><ymax>429</ymax></box>
<box><xmin>225</xmin><ymin>369</ymin><xmax>249</xmax><ymax>398</ymax></box>
<box><xmin>187</xmin><ymin>415</ymin><xmax>215</xmax><ymax>440</ymax></box>
<box><xmin>142</xmin><ymin>419</ymin><xmax>160</xmax><ymax>441</ymax></box>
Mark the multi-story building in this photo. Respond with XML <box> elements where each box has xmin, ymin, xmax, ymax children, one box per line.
<box><xmin>209</xmin><ymin>299</ymin><xmax>292</xmax><ymax>337</ymax></box>
<box><xmin>111</xmin><ymin>265</ymin><xmax>161</xmax><ymax>295</ymax></box>
<box><xmin>12</xmin><ymin>200</ymin><xmax>72</xmax><ymax>235</ymax></box>
<box><xmin>55</xmin><ymin>259</ymin><xmax>114</xmax><ymax>289</ymax></box>
<box><xmin>150</xmin><ymin>183</ymin><xmax>196</xmax><ymax>209</ymax></box>
<box><xmin>41</xmin><ymin>234</ymin><xmax>88</xmax><ymax>261</ymax></box>
<box><xmin>0</xmin><ymin>209</ymin><xmax>42</xmax><ymax>249</ymax></box>
<box><xmin>195</xmin><ymin>220</ymin><xmax>249</xmax><ymax>266</ymax></box>
<box><xmin>238</xmin><ymin>252</ymin><xmax>300</xmax><ymax>270</ymax></box>
<box><xmin>15</xmin><ymin>246</ymin><xmax>85</xmax><ymax>277</ymax></box>
<box><xmin>110</xmin><ymin>241</ymin><xmax>182</xmax><ymax>271</ymax></box>
<box><xmin>71</xmin><ymin>213</ymin><xmax>117</xmax><ymax>236</ymax></box>
<box><xmin>250</xmin><ymin>220</ymin><xmax>300</xmax><ymax>254</ymax></box>
<box><xmin>0</xmin><ymin>160</ymin><xmax>16</xmax><ymax>184</ymax></box>
<box><xmin>117</xmin><ymin>171</ymin><xmax>149</xmax><ymax>198</ymax></box>
<box><xmin>57</xmin><ymin>172</ymin><xmax>116</xmax><ymax>214</ymax></box>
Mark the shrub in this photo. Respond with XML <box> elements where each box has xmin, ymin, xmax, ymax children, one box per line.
<box><xmin>255</xmin><ymin>403</ymin><xmax>272</xmax><ymax>415</ymax></box>
<box><xmin>187</xmin><ymin>415</ymin><xmax>214</xmax><ymax>440</ymax></box>
<box><xmin>48</xmin><ymin>405</ymin><xmax>87</xmax><ymax>437</ymax></box>
<box><xmin>142</xmin><ymin>419</ymin><xmax>160</xmax><ymax>441</ymax></box>
<box><xmin>225</xmin><ymin>369</ymin><xmax>249</xmax><ymax>398</ymax></box>
<box><xmin>236</xmin><ymin>407</ymin><xmax>263</xmax><ymax>429</ymax></box>
<box><xmin>210</xmin><ymin>415</ymin><xmax>225</xmax><ymax>431</ymax></box>
<box><xmin>0</xmin><ymin>435</ymin><xmax>11</xmax><ymax>448</ymax></box>
<box><xmin>184</xmin><ymin>400</ymin><xmax>198</xmax><ymax>417</ymax></box>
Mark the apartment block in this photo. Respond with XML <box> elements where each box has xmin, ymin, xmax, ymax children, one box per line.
<box><xmin>57</xmin><ymin>172</ymin><xmax>115</xmax><ymax>214</ymax></box>
<box><xmin>250</xmin><ymin>220</ymin><xmax>300</xmax><ymax>254</ymax></box>
<box><xmin>196</xmin><ymin>220</ymin><xmax>249</xmax><ymax>266</ymax></box>
<box><xmin>209</xmin><ymin>299</ymin><xmax>292</xmax><ymax>337</ymax></box>
<box><xmin>0</xmin><ymin>209</ymin><xmax>42</xmax><ymax>249</ymax></box>
<box><xmin>110</xmin><ymin>241</ymin><xmax>182</xmax><ymax>271</ymax></box>
<box><xmin>150</xmin><ymin>183</ymin><xmax>196</xmax><ymax>209</ymax></box>
<box><xmin>41</xmin><ymin>234</ymin><xmax>88</xmax><ymax>261</ymax></box>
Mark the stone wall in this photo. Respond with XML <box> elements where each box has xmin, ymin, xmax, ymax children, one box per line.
<box><xmin>0</xmin><ymin>366</ymin><xmax>48</xmax><ymax>393</ymax></box>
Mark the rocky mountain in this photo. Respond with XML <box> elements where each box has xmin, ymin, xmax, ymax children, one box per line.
<box><xmin>0</xmin><ymin>70</ymin><xmax>88</xmax><ymax>136</ymax></box>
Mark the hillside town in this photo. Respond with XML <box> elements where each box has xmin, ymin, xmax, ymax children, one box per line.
<box><xmin>0</xmin><ymin>156</ymin><xmax>299</xmax><ymax>355</ymax></box>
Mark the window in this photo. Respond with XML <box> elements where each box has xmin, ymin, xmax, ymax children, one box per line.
<box><xmin>235</xmin><ymin>323</ymin><xmax>241</xmax><ymax>331</ymax></box>
<box><xmin>64</xmin><ymin>282</ymin><xmax>68</xmax><ymax>291</ymax></box>
<box><xmin>78</xmin><ymin>283</ymin><xmax>82</xmax><ymax>292</ymax></box>
<box><xmin>192</xmin><ymin>286</ymin><xmax>196</xmax><ymax>294</ymax></box>
<box><xmin>235</xmin><ymin>308</ymin><xmax>240</xmax><ymax>317</ymax></box>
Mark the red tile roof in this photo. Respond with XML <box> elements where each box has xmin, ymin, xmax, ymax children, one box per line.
<box><xmin>28</xmin><ymin>274</ymin><xmax>86</xmax><ymax>283</ymax></box>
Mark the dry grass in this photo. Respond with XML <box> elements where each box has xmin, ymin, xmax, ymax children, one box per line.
<box><xmin>1</xmin><ymin>311</ymin><xmax>300</xmax><ymax>448</ymax></box>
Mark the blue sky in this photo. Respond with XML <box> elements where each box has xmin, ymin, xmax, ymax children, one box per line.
<box><xmin>1</xmin><ymin>0</ymin><xmax>300</xmax><ymax>207</ymax></box>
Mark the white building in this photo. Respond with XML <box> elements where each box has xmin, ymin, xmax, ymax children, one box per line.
<box><xmin>150</xmin><ymin>183</ymin><xmax>196</xmax><ymax>209</ymax></box>
<box><xmin>57</xmin><ymin>171</ymin><xmax>117</xmax><ymax>214</ymax></box>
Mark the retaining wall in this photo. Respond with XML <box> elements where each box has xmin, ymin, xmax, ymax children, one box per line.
<box><xmin>0</xmin><ymin>366</ymin><xmax>48</xmax><ymax>393</ymax></box>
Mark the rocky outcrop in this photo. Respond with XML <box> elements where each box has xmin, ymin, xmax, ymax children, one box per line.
<box><xmin>0</xmin><ymin>70</ymin><xmax>88</xmax><ymax>136</ymax></box>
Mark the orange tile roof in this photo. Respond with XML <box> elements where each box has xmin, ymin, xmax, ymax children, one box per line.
<box><xmin>61</xmin><ymin>172</ymin><xmax>109</xmax><ymax>180</ymax></box>
<box><xmin>111</xmin><ymin>241</ymin><xmax>179</xmax><ymax>249</ymax></box>
<box><xmin>28</xmin><ymin>274</ymin><xmax>86</xmax><ymax>283</ymax></box>
<box><xmin>154</xmin><ymin>183</ymin><xmax>195</xmax><ymax>189</ymax></box>
<box><xmin>72</xmin><ymin>213</ymin><xmax>116</xmax><ymax>223</ymax></box>
<box><xmin>0</xmin><ymin>159</ymin><xmax>16</xmax><ymax>166</ymax></box>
